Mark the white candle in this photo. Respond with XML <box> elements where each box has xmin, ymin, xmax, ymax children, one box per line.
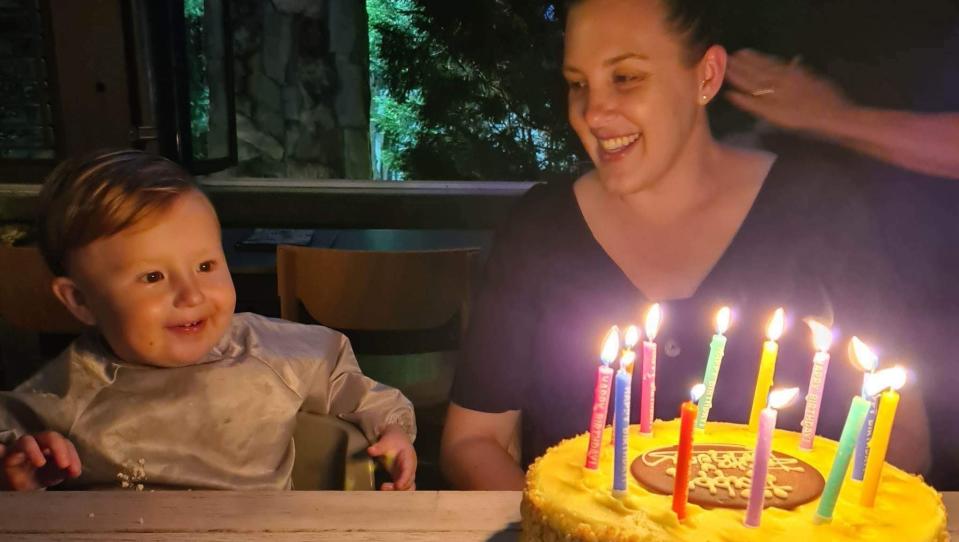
<box><xmin>799</xmin><ymin>320</ymin><xmax>833</xmax><ymax>450</ymax></box>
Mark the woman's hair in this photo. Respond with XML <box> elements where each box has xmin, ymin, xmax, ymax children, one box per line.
<box><xmin>565</xmin><ymin>0</ymin><xmax>727</xmax><ymax>65</ymax></box>
<box><xmin>37</xmin><ymin>149</ymin><xmax>198</xmax><ymax>276</ymax></box>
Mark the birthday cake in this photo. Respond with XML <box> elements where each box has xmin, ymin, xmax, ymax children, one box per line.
<box><xmin>520</xmin><ymin>420</ymin><xmax>948</xmax><ymax>542</ymax></box>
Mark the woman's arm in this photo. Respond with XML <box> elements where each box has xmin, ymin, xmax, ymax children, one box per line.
<box><xmin>440</xmin><ymin>403</ymin><xmax>525</xmax><ymax>490</ymax></box>
<box><xmin>725</xmin><ymin>49</ymin><xmax>959</xmax><ymax>180</ymax></box>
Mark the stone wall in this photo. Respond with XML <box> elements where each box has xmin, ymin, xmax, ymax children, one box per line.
<box><xmin>230</xmin><ymin>0</ymin><xmax>371</xmax><ymax>179</ymax></box>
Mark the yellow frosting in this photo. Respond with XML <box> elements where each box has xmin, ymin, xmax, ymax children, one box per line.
<box><xmin>522</xmin><ymin>420</ymin><xmax>949</xmax><ymax>542</ymax></box>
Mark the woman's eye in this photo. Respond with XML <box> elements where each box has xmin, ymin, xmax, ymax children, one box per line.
<box><xmin>614</xmin><ymin>73</ymin><xmax>640</xmax><ymax>84</ymax></box>
<box><xmin>198</xmin><ymin>260</ymin><xmax>215</xmax><ymax>273</ymax></box>
<box><xmin>142</xmin><ymin>271</ymin><xmax>164</xmax><ymax>283</ymax></box>
<box><xmin>567</xmin><ymin>80</ymin><xmax>586</xmax><ymax>91</ymax></box>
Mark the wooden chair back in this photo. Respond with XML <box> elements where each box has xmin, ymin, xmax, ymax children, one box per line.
<box><xmin>276</xmin><ymin>245</ymin><xmax>478</xmax><ymax>334</ymax></box>
<box><xmin>0</xmin><ymin>246</ymin><xmax>85</xmax><ymax>333</ymax></box>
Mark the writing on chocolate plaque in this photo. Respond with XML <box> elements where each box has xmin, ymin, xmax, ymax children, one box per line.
<box><xmin>630</xmin><ymin>444</ymin><xmax>824</xmax><ymax>509</ymax></box>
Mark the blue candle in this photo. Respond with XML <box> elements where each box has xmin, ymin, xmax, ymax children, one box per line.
<box><xmin>852</xmin><ymin>388</ymin><xmax>879</xmax><ymax>480</ymax></box>
<box><xmin>613</xmin><ymin>350</ymin><xmax>636</xmax><ymax>496</ymax></box>
<box><xmin>849</xmin><ymin>336</ymin><xmax>880</xmax><ymax>481</ymax></box>
<box><xmin>814</xmin><ymin>395</ymin><xmax>871</xmax><ymax>524</ymax></box>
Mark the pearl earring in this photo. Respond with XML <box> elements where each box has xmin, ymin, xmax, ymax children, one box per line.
<box><xmin>701</xmin><ymin>95</ymin><xmax>708</xmax><ymax>103</ymax></box>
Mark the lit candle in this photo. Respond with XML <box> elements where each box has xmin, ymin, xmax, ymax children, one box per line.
<box><xmin>850</xmin><ymin>336</ymin><xmax>880</xmax><ymax>481</ymax></box>
<box><xmin>639</xmin><ymin>304</ymin><xmax>662</xmax><ymax>435</ymax></box>
<box><xmin>749</xmin><ymin>308</ymin><xmax>785</xmax><ymax>431</ymax></box>
<box><xmin>860</xmin><ymin>366</ymin><xmax>907</xmax><ymax>507</ymax></box>
<box><xmin>745</xmin><ymin>387</ymin><xmax>800</xmax><ymax>527</ymax></box>
<box><xmin>813</xmin><ymin>338</ymin><xmax>878</xmax><ymax>524</ymax></box>
<box><xmin>673</xmin><ymin>383</ymin><xmax>705</xmax><ymax>520</ymax></box>
<box><xmin>694</xmin><ymin>307</ymin><xmax>731</xmax><ymax>431</ymax></box>
<box><xmin>612</xmin><ymin>346</ymin><xmax>637</xmax><ymax>496</ymax></box>
<box><xmin>799</xmin><ymin>319</ymin><xmax>834</xmax><ymax>450</ymax></box>
<box><xmin>585</xmin><ymin>327</ymin><xmax>620</xmax><ymax>469</ymax></box>
<box><xmin>613</xmin><ymin>325</ymin><xmax>639</xmax><ymax>445</ymax></box>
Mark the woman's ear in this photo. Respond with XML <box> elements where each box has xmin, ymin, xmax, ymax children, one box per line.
<box><xmin>51</xmin><ymin>277</ymin><xmax>97</xmax><ymax>326</ymax></box>
<box><xmin>698</xmin><ymin>45</ymin><xmax>728</xmax><ymax>104</ymax></box>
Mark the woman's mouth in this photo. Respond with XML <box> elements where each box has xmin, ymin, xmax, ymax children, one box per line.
<box><xmin>598</xmin><ymin>133</ymin><xmax>641</xmax><ymax>157</ymax></box>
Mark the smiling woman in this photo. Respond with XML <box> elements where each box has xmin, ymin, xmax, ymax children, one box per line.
<box><xmin>441</xmin><ymin>0</ymin><xmax>931</xmax><ymax>493</ymax></box>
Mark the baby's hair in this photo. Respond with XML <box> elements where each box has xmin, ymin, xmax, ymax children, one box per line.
<box><xmin>37</xmin><ymin>149</ymin><xmax>199</xmax><ymax>276</ymax></box>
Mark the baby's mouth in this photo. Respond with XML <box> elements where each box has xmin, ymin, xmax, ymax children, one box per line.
<box><xmin>169</xmin><ymin>320</ymin><xmax>205</xmax><ymax>333</ymax></box>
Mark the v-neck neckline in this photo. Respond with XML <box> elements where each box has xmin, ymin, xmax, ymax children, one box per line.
<box><xmin>566</xmin><ymin>155</ymin><xmax>783</xmax><ymax>304</ymax></box>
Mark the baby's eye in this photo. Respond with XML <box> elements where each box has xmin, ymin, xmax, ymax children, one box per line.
<box><xmin>198</xmin><ymin>260</ymin><xmax>216</xmax><ymax>273</ymax></box>
<box><xmin>142</xmin><ymin>271</ymin><xmax>164</xmax><ymax>283</ymax></box>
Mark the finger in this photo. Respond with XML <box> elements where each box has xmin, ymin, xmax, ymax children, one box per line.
<box><xmin>38</xmin><ymin>433</ymin><xmax>71</xmax><ymax>469</ymax></box>
<box><xmin>392</xmin><ymin>451</ymin><xmax>416</xmax><ymax>490</ymax></box>
<box><xmin>725</xmin><ymin>62</ymin><xmax>767</xmax><ymax>92</ymax></box>
<box><xmin>724</xmin><ymin>90</ymin><xmax>768</xmax><ymax>115</ymax></box>
<box><xmin>15</xmin><ymin>436</ymin><xmax>46</xmax><ymax>468</ymax></box>
<box><xmin>366</xmin><ymin>444</ymin><xmax>382</xmax><ymax>458</ymax></box>
<box><xmin>65</xmin><ymin>440</ymin><xmax>82</xmax><ymax>478</ymax></box>
<box><xmin>4</xmin><ymin>450</ymin><xmax>29</xmax><ymax>469</ymax></box>
<box><xmin>732</xmin><ymin>48</ymin><xmax>785</xmax><ymax>73</ymax></box>
<box><xmin>379</xmin><ymin>482</ymin><xmax>395</xmax><ymax>491</ymax></box>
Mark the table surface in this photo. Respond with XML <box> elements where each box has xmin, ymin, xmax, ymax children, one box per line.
<box><xmin>0</xmin><ymin>491</ymin><xmax>955</xmax><ymax>541</ymax></box>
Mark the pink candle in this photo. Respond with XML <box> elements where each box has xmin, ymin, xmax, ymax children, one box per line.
<box><xmin>640</xmin><ymin>304</ymin><xmax>662</xmax><ymax>435</ymax></box>
<box><xmin>745</xmin><ymin>387</ymin><xmax>799</xmax><ymax>528</ymax></box>
<box><xmin>585</xmin><ymin>327</ymin><xmax>620</xmax><ymax>469</ymax></box>
<box><xmin>799</xmin><ymin>320</ymin><xmax>833</xmax><ymax>450</ymax></box>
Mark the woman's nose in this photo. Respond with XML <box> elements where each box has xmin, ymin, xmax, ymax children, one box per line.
<box><xmin>583</xmin><ymin>87</ymin><xmax>617</xmax><ymax>127</ymax></box>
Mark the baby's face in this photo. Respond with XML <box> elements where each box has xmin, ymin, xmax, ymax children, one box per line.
<box><xmin>68</xmin><ymin>190</ymin><xmax>236</xmax><ymax>367</ymax></box>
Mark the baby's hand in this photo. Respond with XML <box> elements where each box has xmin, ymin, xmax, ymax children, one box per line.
<box><xmin>1</xmin><ymin>431</ymin><xmax>82</xmax><ymax>491</ymax></box>
<box><xmin>367</xmin><ymin>424</ymin><xmax>416</xmax><ymax>491</ymax></box>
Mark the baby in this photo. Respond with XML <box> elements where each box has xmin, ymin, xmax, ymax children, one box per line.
<box><xmin>0</xmin><ymin>150</ymin><xmax>416</xmax><ymax>491</ymax></box>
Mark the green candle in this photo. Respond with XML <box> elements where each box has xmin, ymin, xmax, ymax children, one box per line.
<box><xmin>813</xmin><ymin>395</ymin><xmax>871</xmax><ymax>524</ymax></box>
<box><xmin>695</xmin><ymin>307</ymin><xmax>730</xmax><ymax>431</ymax></box>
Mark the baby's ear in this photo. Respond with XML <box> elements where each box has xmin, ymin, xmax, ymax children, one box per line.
<box><xmin>51</xmin><ymin>277</ymin><xmax>97</xmax><ymax>326</ymax></box>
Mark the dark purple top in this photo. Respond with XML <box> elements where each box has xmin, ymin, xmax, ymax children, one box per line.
<box><xmin>451</xmin><ymin>150</ymin><xmax>908</xmax><ymax>470</ymax></box>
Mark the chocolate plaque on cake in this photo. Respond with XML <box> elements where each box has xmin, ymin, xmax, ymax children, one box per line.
<box><xmin>631</xmin><ymin>444</ymin><xmax>824</xmax><ymax>509</ymax></box>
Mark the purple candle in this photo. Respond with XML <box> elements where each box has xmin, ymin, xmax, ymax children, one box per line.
<box><xmin>745</xmin><ymin>387</ymin><xmax>799</xmax><ymax>528</ymax></box>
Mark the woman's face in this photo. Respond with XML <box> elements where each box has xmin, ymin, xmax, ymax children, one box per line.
<box><xmin>563</xmin><ymin>0</ymin><xmax>711</xmax><ymax>194</ymax></box>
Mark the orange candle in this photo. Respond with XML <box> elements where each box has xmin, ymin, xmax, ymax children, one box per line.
<box><xmin>673</xmin><ymin>384</ymin><xmax>705</xmax><ymax>520</ymax></box>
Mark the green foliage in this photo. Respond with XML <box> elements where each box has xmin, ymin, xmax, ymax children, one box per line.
<box><xmin>368</xmin><ymin>0</ymin><xmax>582</xmax><ymax>181</ymax></box>
<box><xmin>185</xmin><ymin>0</ymin><xmax>209</xmax><ymax>159</ymax></box>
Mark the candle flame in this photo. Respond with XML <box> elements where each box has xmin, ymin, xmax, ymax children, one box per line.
<box><xmin>767</xmin><ymin>387</ymin><xmax>800</xmax><ymax>410</ymax></box>
<box><xmin>849</xmin><ymin>336</ymin><xmax>879</xmax><ymax>373</ymax></box>
<box><xmin>624</xmin><ymin>325</ymin><xmax>641</xmax><ymax>349</ymax></box>
<box><xmin>600</xmin><ymin>326</ymin><xmax>621</xmax><ymax>366</ymax></box>
<box><xmin>766</xmin><ymin>307</ymin><xmax>785</xmax><ymax>341</ymax></box>
<box><xmin>620</xmin><ymin>350</ymin><xmax>637</xmax><ymax>372</ymax></box>
<box><xmin>644</xmin><ymin>303</ymin><xmax>662</xmax><ymax>341</ymax></box>
<box><xmin>805</xmin><ymin>318</ymin><xmax>833</xmax><ymax>352</ymax></box>
<box><xmin>715</xmin><ymin>306</ymin><xmax>731</xmax><ymax>335</ymax></box>
<box><xmin>690</xmin><ymin>383</ymin><xmax>706</xmax><ymax>404</ymax></box>
<box><xmin>864</xmin><ymin>366</ymin><xmax>907</xmax><ymax>396</ymax></box>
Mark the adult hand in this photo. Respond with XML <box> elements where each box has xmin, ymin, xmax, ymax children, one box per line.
<box><xmin>1</xmin><ymin>431</ymin><xmax>82</xmax><ymax>491</ymax></box>
<box><xmin>725</xmin><ymin>49</ymin><xmax>853</xmax><ymax>133</ymax></box>
<box><xmin>367</xmin><ymin>424</ymin><xmax>416</xmax><ymax>491</ymax></box>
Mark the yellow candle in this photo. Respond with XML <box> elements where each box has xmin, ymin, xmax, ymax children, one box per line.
<box><xmin>860</xmin><ymin>366</ymin><xmax>907</xmax><ymax>507</ymax></box>
<box><xmin>749</xmin><ymin>308</ymin><xmax>785</xmax><ymax>430</ymax></box>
